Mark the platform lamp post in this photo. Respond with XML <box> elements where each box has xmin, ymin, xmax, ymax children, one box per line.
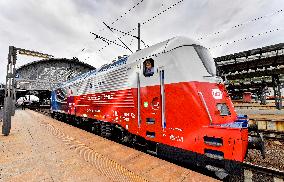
<box><xmin>2</xmin><ymin>46</ymin><xmax>53</xmax><ymax>136</ymax></box>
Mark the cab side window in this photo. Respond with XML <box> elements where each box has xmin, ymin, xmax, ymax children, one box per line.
<box><xmin>143</xmin><ymin>58</ymin><xmax>154</xmax><ymax>77</ymax></box>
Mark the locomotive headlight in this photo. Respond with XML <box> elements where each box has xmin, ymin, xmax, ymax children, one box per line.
<box><xmin>216</xmin><ymin>103</ymin><xmax>231</xmax><ymax>116</ymax></box>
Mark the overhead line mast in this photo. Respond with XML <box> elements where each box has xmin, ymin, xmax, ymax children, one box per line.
<box><xmin>138</xmin><ymin>23</ymin><xmax>141</xmax><ymax>51</ymax></box>
<box><xmin>103</xmin><ymin>22</ymin><xmax>143</xmax><ymax>52</ymax></box>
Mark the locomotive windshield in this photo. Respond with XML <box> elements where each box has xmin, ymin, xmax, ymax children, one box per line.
<box><xmin>194</xmin><ymin>45</ymin><xmax>216</xmax><ymax>76</ymax></box>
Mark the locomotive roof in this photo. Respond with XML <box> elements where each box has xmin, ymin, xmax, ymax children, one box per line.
<box><xmin>127</xmin><ymin>36</ymin><xmax>201</xmax><ymax>63</ymax></box>
<box><xmin>57</xmin><ymin>36</ymin><xmax>201</xmax><ymax>88</ymax></box>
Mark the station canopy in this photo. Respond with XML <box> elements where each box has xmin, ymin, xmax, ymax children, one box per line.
<box><xmin>16</xmin><ymin>58</ymin><xmax>95</xmax><ymax>91</ymax></box>
<box><xmin>215</xmin><ymin>43</ymin><xmax>284</xmax><ymax>80</ymax></box>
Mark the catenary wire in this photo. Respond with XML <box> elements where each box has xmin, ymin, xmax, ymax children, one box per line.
<box><xmin>198</xmin><ymin>9</ymin><xmax>283</xmax><ymax>40</ymax></box>
<box><xmin>209</xmin><ymin>28</ymin><xmax>281</xmax><ymax>49</ymax></box>
<box><xmin>96</xmin><ymin>0</ymin><xmax>185</xmax><ymax>53</ymax></box>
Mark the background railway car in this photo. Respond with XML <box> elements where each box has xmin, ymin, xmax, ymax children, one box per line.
<box><xmin>51</xmin><ymin>36</ymin><xmax>251</xmax><ymax>178</ymax></box>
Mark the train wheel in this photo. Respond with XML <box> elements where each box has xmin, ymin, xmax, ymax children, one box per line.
<box><xmin>100</xmin><ymin>122</ymin><xmax>113</xmax><ymax>138</ymax></box>
<box><xmin>54</xmin><ymin>112</ymin><xmax>58</xmax><ymax>120</ymax></box>
<box><xmin>91</xmin><ymin>120</ymin><xmax>101</xmax><ymax>135</ymax></box>
<box><xmin>65</xmin><ymin>115</ymin><xmax>70</xmax><ymax>123</ymax></box>
<box><xmin>113</xmin><ymin>125</ymin><xmax>127</xmax><ymax>143</ymax></box>
<box><xmin>75</xmin><ymin>117</ymin><xmax>81</xmax><ymax>125</ymax></box>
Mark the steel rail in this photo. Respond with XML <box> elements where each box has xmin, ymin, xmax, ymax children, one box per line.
<box><xmin>243</xmin><ymin>162</ymin><xmax>284</xmax><ymax>178</ymax></box>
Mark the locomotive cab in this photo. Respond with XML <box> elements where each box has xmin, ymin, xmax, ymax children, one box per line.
<box><xmin>128</xmin><ymin>37</ymin><xmax>249</xmax><ymax>177</ymax></box>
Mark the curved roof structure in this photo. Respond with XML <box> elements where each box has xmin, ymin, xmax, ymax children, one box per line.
<box><xmin>128</xmin><ymin>36</ymin><xmax>201</xmax><ymax>64</ymax></box>
<box><xmin>17</xmin><ymin>57</ymin><xmax>94</xmax><ymax>71</ymax></box>
<box><xmin>16</xmin><ymin>57</ymin><xmax>95</xmax><ymax>91</ymax></box>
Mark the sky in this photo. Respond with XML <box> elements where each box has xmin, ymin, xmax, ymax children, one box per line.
<box><xmin>0</xmin><ymin>0</ymin><xmax>283</xmax><ymax>83</ymax></box>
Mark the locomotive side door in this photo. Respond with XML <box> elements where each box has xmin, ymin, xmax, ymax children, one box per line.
<box><xmin>138</xmin><ymin>58</ymin><xmax>165</xmax><ymax>141</ymax></box>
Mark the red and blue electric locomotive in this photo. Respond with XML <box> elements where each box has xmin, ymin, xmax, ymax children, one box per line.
<box><xmin>51</xmin><ymin>36</ymin><xmax>260</xmax><ymax>178</ymax></box>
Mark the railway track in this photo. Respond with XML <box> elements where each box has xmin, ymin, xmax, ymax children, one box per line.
<box><xmin>235</xmin><ymin>105</ymin><xmax>277</xmax><ymax>110</ymax></box>
<box><xmin>260</xmin><ymin>130</ymin><xmax>284</xmax><ymax>141</ymax></box>
<box><xmin>249</xmin><ymin>131</ymin><xmax>284</xmax><ymax>143</ymax></box>
<box><xmin>243</xmin><ymin>162</ymin><xmax>284</xmax><ymax>182</ymax></box>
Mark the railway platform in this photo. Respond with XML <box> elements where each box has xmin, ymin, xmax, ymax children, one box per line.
<box><xmin>0</xmin><ymin>110</ymin><xmax>218</xmax><ymax>182</ymax></box>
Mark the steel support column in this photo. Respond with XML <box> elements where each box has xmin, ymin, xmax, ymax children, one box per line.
<box><xmin>260</xmin><ymin>84</ymin><xmax>267</xmax><ymax>105</ymax></box>
<box><xmin>2</xmin><ymin>46</ymin><xmax>16</xmax><ymax>136</ymax></box>
<box><xmin>272</xmin><ymin>74</ymin><xmax>282</xmax><ymax>110</ymax></box>
<box><xmin>2</xmin><ymin>46</ymin><xmax>52</xmax><ymax>136</ymax></box>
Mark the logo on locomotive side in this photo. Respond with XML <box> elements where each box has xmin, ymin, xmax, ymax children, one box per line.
<box><xmin>212</xmin><ymin>89</ymin><xmax>223</xmax><ymax>99</ymax></box>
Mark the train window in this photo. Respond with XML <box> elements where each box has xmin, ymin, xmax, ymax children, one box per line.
<box><xmin>143</xmin><ymin>58</ymin><xmax>154</xmax><ymax>77</ymax></box>
<box><xmin>216</xmin><ymin>103</ymin><xmax>231</xmax><ymax>116</ymax></box>
<box><xmin>194</xmin><ymin>45</ymin><xmax>216</xmax><ymax>76</ymax></box>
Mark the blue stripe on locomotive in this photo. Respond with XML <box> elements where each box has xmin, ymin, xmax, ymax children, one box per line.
<box><xmin>51</xmin><ymin>90</ymin><xmax>60</xmax><ymax>111</ymax></box>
